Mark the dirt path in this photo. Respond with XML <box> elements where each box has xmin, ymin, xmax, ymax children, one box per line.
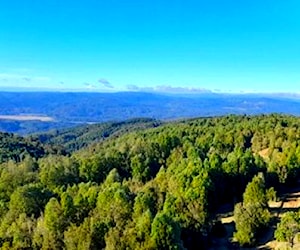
<box><xmin>209</xmin><ymin>189</ymin><xmax>300</xmax><ymax>249</ymax></box>
<box><xmin>258</xmin><ymin>190</ymin><xmax>300</xmax><ymax>249</ymax></box>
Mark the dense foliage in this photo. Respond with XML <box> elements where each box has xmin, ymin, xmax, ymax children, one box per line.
<box><xmin>0</xmin><ymin>114</ymin><xmax>300</xmax><ymax>249</ymax></box>
<box><xmin>0</xmin><ymin>132</ymin><xmax>46</xmax><ymax>163</ymax></box>
<box><xmin>234</xmin><ymin>174</ymin><xmax>271</xmax><ymax>246</ymax></box>
<box><xmin>275</xmin><ymin>211</ymin><xmax>300</xmax><ymax>247</ymax></box>
<box><xmin>35</xmin><ymin>118</ymin><xmax>161</xmax><ymax>154</ymax></box>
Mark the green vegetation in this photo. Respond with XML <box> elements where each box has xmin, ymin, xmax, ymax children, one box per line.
<box><xmin>234</xmin><ymin>174</ymin><xmax>271</xmax><ymax>246</ymax></box>
<box><xmin>0</xmin><ymin>132</ymin><xmax>46</xmax><ymax>163</ymax></box>
<box><xmin>2</xmin><ymin>91</ymin><xmax>300</xmax><ymax>135</ymax></box>
<box><xmin>0</xmin><ymin>114</ymin><xmax>300</xmax><ymax>249</ymax></box>
<box><xmin>275</xmin><ymin>211</ymin><xmax>300</xmax><ymax>247</ymax></box>
<box><xmin>35</xmin><ymin>118</ymin><xmax>161</xmax><ymax>154</ymax></box>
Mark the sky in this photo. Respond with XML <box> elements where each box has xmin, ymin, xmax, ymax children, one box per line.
<box><xmin>0</xmin><ymin>0</ymin><xmax>300</xmax><ymax>93</ymax></box>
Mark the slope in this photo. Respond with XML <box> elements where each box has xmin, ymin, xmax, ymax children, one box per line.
<box><xmin>34</xmin><ymin>118</ymin><xmax>161</xmax><ymax>154</ymax></box>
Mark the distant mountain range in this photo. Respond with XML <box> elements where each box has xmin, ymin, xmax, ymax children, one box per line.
<box><xmin>0</xmin><ymin>91</ymin><xmax>300</xmax><ymax>134</ymax></box>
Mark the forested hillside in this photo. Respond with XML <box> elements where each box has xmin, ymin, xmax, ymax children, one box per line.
<box><xmin>0</xmin><ymin>132</ymin><xmax>46</xmax><ymax>163</ymax></box>
<box><xmin>0</xmin><ymin>114</ymin><xmax>300</xmax><ymax>249</ymax></box>
<box><xmin>34</xmin><ymin>118</ymin><xmax>161</xmax><ymax>154</ymax></box>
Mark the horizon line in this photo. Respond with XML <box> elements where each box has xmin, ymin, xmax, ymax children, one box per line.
<box><xmin>0</xmin><ymin>86</ymin><xmax>300</xmax><ymax>97</ymax></box>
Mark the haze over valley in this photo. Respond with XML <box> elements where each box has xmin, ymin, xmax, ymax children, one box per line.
<box><xmin>0</xmin><ymin>91</ymin><xmax>300</xmax><ymax>134</ymax></box>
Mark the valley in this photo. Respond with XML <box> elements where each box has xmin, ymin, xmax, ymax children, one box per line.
<box><xmin>1</xmin><ymin>91</ymin><xmax>300</xmax><ymax>134</ymax></box>
<box><xmin>0</xmin><ymin>114</ymin><xmax>54</xmax><ymax>122</ymax></box>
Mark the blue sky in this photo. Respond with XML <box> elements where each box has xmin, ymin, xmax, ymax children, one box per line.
<box><xmin>0</xmin><ymin>0</ymin><xmax>299</xmax><ymax>93</ymax></box>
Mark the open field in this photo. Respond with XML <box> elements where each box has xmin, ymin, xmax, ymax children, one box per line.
<box><xmin>0</xmin><ymin>115</ymin><xmax>54</xmax><ymax>122</ymax></box>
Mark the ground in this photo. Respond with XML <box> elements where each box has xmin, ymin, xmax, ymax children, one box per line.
<box><xmin>209</xmin><ymin>188</ymin><xmax>300</xmax><ymax>250</ymax></box>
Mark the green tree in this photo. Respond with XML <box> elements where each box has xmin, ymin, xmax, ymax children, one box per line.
<box><xmin>151</xmin><ymin>212</ymin><xmax>183</xmax><ymax>250</ymax></box>
<box><xmin>33</xmin><ymin>198</ymin><xmax>65</xmax><ymax>249</ymax></box>
<box><xmin>64</xmin><ymin>218</ymin><xmax>91</xmax><ymax>250</ymax></box>
<box><xmin>39</xmin><ymin>156</ymin><xmax>79</xmax><ymax>190</ymax></box>
<box><xmin>275</xmin><ymin>211</ymin><xmax>300</xmax><ymax>247</ymax></box>
<box><xmin>243</xmin><ymin>173</ymin><xmax>268</xmax><ymax>208</ymax></box>
<box><xmin>234</xmin><ymin>174</ymin><xmax>270</xmax><ymax>246</ymax></box>
<box><xmin>9</xmin><ymin>184</ymin><xmax>51</xmax><ymax>218</ymax></box>
<box><xmin>6</xmin><ymin>213</ymin><xmax>36</xmax><ymax>249</ymax></box>
<box><xmin>61</xmin><ymin>192</ymin><xmax>75</xmax><ymax>223</ymax></box>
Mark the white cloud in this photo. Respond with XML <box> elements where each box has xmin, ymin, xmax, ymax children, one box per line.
<box><xmin>0</xmin><ymin>73</ymin><xmax>52</xmax><ymax>88</ymax></box>
<box><xmin>125</xmin><ymin>84</ymin><xmax>212</xmax><ymax>94</ymax></box>
<box><xmin>83</xmin><ymin>82</ymin><xmax>96</xmax><ymax>89</ymax></box>
<box><xmin>98</xmin><ymin>78</ymin><xmax>114</xmax><ymax>88</ymax></box>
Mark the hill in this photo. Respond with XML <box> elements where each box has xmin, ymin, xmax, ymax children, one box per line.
<box><xmin>35</xmin><ymin>118</ymin><xmax>161</xmax><ymax>154</ymax></box>
<box><xmin>1</xmin><ymin>91</ymin><xmax>300</xmax><ymax>134</ymax></box>
<box><xmin>0</xmin><ymin>132</ymin><xmax>46</xmax><ymax>163</ymax></box>
<box><xmin>0</xmin><ymin>114</ymin><xmax>299</xmax><ymax>249</ymax></box>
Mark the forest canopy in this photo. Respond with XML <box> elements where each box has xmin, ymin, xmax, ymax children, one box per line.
<box><xmin>0</xmin><ymin>114</ymin><xmax>300</xmax><ymax>249</ymax></box>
